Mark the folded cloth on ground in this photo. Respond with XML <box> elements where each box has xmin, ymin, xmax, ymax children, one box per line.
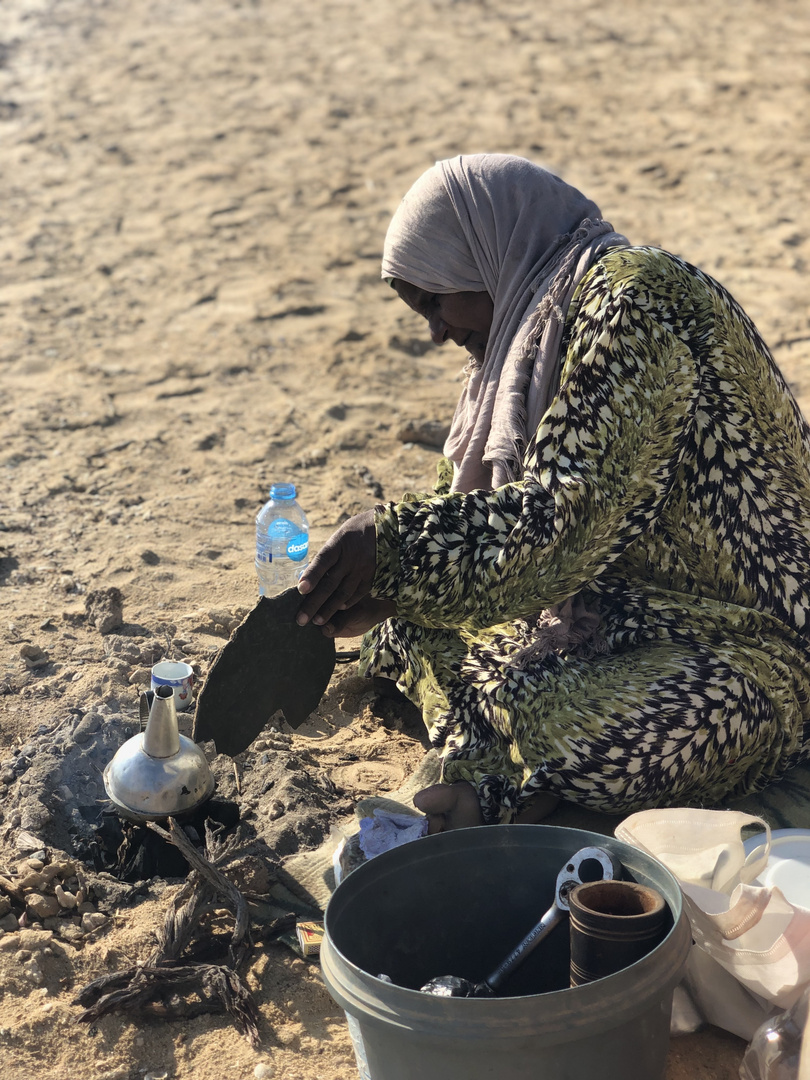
<box><xmin>358</xmin><ymin>809</ymin><xmax>429</xmax><ymax>858</ymax></box>
<box><xmin>278</xmin><ymin>749</ymin><xmax>440</xmax><ymax>909</ymax></box>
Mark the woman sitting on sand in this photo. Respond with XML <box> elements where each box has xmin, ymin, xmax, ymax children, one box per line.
<box><xmin>296</xmin><ymin>153</ymin><xmax>810</xmax><ymax>833</ymax></box>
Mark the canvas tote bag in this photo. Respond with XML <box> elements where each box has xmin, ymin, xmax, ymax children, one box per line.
<box><xmin>615</xmin><ymin>809</ymin><xmax>810</xmax><ymax>1040</ymax></box>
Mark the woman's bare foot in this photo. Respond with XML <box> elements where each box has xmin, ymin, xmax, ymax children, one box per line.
<box><xmin>514</xmin><ymin>792</ymin><xmax>560</xmax><ymax>824</ymax></box>
<box><xmin>413</xmin><ymin>781</ymin><xmax>485</xmax><ymax>834</ymax></box>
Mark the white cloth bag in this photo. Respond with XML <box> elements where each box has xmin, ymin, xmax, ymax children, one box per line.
<box><xmin>615</xmin><ymin>809</ymin><xmax>810</xmax><ymax>1040</ymax></box>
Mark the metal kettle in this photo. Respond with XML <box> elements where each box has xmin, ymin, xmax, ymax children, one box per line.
<box><xmin>103</xmin><ymin>685</ymin><xmax>215</xmax><ymax>823</ymax></box>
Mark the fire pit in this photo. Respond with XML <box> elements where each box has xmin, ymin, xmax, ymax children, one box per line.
<box><xmin>0</xmin><ymin>662</ymin><xmax>350</xmax><ymax>944</ymax></box>
<box><xmin>0</xmin><ymin>600</ymin><xmax>425</xmax><ymax>1061</ymax></box>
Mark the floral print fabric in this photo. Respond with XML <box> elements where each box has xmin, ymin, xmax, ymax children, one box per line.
<box><xmin>360</xmin><ymin>247</ymin><xmax>810</xmax><ymax>823</ymax></box>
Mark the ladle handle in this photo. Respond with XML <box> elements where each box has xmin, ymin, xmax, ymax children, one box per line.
<box><xmin>484</xmin><ymin>901</ymin><xmax>563</xmax><ymax>991</ymax></box>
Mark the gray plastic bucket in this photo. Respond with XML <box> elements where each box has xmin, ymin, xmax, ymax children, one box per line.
<box><xmin>321</xmin><ymin>824</ymin><xmax>691</xmax><ymax>1080</ymax></box>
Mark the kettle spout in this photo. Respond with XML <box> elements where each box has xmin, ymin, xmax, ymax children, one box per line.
<box><xmin>142</xmin><ymin>685</ymin><xmax>181</xmax><ymax>759</ymax></box>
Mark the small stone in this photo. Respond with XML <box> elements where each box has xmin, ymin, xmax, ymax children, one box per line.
<box><xmin>127</xmin><ymin>666</ymin><xmax>151</xmax><ymax>687</ymax></box>
<box><xmin>14</xmin><ymin>949</ymin><xmax>32</xmax><ymax>962</ymax></box>
<box><xmin>19</xmin><ymin>643</ymin><xmax>49</xmax><ymax>669</ymax></box>
<box><xmin>58</xmin><ymin>924</ymin><xmax>84</xmax><ymax>944</ymax></box>
<box><xmin>0</xmin><ymin>898</ymin><xmax>9</xmax><ymax>916</ymax></box>
<box><xmin>25</xmin><ymin>859</ymin><xmax>45</xmax><ymax>872</ymax></box>
<box><xmin>254</xmin><ymin>1065</ymin><xmax>275</xmax><ymax>1079</ymax></box>
<box><xmin>55</xmin><ymin>885</ymin><xmax>78</xmax><ymax>910</ymax></box>
<box><xmin>72</xmin><ymin>713</ymin><xmax>101</xmax><ymax>744</ymax></box>
<box><xmin>17</xmin><ymin>871</ymin><xmax>47</xmax><ymax>891</ymax></box>
<box><xmin>268</xmin><ymin>800</ymin><xmax>285</xmax><ymax>820</ymax></box>
<box><xmin>20</xmin><ymin>805</ymin><xmax>50</xmax><ymax>832</ymax></box>
<box><xmin>77</xmin><ymin>901</ymin><xmax>96</xmax><ymax>915</ymax></box>
<box><xmin>26</xmin><ymin>893</ymin><xmax>61</xmax><ymax>920</ymax></box>
<box><xmin>81</xmin><ymin>911</ymin><xmax>108</xmax><ymax>933</ymax></box>
<box><xmin>23</xmin><ymin>957</ymin><xmax>44</xmax><ymax>984</ymax></box>
<box><xmin>17</xmin><ymin>929</ymin><xmax>54</xmax><ymax>951</ymax></box>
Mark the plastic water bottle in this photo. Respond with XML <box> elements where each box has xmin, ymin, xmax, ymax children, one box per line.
<box><xmin>740</xmin><ymin>987</ymin><xmax>810</xmax><ymax>1080</ymax></box>
<box><xmin>255</xmin><ymin>483</ymin><xmax>309</xmax><ymax>596</ymax></box>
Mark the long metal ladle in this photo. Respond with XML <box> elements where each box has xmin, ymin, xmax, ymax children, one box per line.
<box><xmin>420</xmin><ymin>846</ymin><xmax>621</xmax><ymax>997</ymax></box>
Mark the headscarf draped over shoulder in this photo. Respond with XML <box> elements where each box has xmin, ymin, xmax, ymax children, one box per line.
<box><xmin>382</xmin><ymin>154</ymin><xmax>629</xmax><ymax>492</ymax></box>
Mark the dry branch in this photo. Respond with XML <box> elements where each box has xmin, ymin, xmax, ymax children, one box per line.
<box><xmin>75</xmin><ymin>817</ymin><xmax>265</xmax><ymax>1046</ymax></box>
<box><xmin>147</xmin><ymin>817</ymin><xmax>250</xmax><ymax>954</ymax></box>
<box><xmin>75</xmin><ymin>962</ymin><xmax>261</xmax><ymax>1047</ymax></box>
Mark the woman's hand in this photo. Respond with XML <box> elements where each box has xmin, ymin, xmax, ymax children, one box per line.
<box><xmin>320</xmin><ymin>597</ymin><xmax>398</xmax><ymax>638</ymax></box>
<box><xmin>412</xmin><ymin>782</ymin><xmax>485</xmax><ymax>834</ymax></box>
<box><xmin>296</xmin><ymin>508</ymin><xmax>377</xmax><ymax>627</ymax></box>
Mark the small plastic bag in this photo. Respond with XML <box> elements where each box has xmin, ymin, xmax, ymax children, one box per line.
<box><xmin>330</xmin><ymin>826</ymin><xmax>367</xmax><ymax>887</ymax></box>
<box><xmin>739</xmin><ymin>986</ymin><xmax>810</xmax><ymax>1080</ymax></box>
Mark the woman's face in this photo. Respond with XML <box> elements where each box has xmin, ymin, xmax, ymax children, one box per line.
<box><xmin>392</xmin><ymin>279</ymin><xmax>494</xmax><ymax>366</ymax></box>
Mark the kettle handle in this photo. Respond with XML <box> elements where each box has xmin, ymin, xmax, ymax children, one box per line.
<box><xmin>139</xmin><ymin>690</ymin><xmax>154</xmax><ymax>731</ymax></box>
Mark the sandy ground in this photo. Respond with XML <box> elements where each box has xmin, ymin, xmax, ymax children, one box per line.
<box><xmin>1</xmin><ymin>0</ymin><xmax>809</xmax><ymax>1077</ymax></box>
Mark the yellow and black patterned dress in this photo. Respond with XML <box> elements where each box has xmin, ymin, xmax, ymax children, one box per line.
<box><xmin>359</xmin><ymin>246</ymin><xmax>810</xmax><ymax>824</ymax></box>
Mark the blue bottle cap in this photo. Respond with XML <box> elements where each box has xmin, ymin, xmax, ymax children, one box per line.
<box><xmin>269</xmin><ymin>483</ymin><xmax>296</xmax><ymax>500</ymax></box>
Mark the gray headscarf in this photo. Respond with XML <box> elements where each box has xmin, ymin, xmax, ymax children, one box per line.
<box><xmin>382</xmin><ymin>154</ymin><xmax>629</xmax><ymax>492</ymax></box>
